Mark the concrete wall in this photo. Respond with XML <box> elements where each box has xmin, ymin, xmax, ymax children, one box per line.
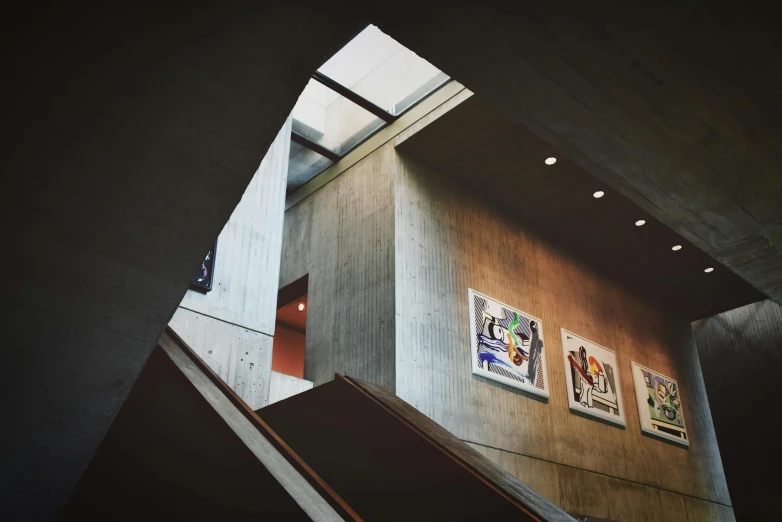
<box><xmin>268</xmin><ymin>371</ymin><xmax>314</xmax><ymax>405</ymax></box>
<box><xmin>278</xmin><ymin>84</ymin><xmax>469</xmax><ymax>390</ymax></box>
<box><xmin>279</xmin><ymin>66</ymin><xmax>738</xmax><ymax>518</ymax></box>
<box><xmin>692</xmin><ymin>300</ymin><xmax>782</xmax><ymax>522</ymax></box>
<box><xmin>279</xmin><ymin>144</ymin><xmax>397</xmax><ymax>391</ymax></box>
<box><xmin>169</xmin><ymin>119</ymin><xmax>290</xmax><ymax>410</ymax></box>
<box><xmin>281</xmin><ymin>107</ymin><xmax>733</xmax><ymax>519</ymax></box>
<box><xmin>1</xmin><ymin>301</ymin><xmax>154</xmax><ymax>521</ymax></box>
<box><xmin>177</xmin><ymin>119</ymin><xmax>291</xmax><ymax>336</ymax></box>
<box><xmin>392</xmin><ymin>153</ymin><xmax>733</xmax><ymax>520</ymax></box>
<box><xmin>468</xmin><ymin>443</ymin><xmax>735</xmax><ymax>522</ymax></box>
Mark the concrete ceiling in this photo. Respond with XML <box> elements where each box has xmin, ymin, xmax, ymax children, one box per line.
<box><xmin>2</xmin><ymin>5</ymin><xmax>367</xmax><ymax>518</ymax></box>
<box><xmin>4</xmin><ymin>1</ymin><xmax>781</xmax><ymax>518</ymax></box>
<box><xmin>398</xmin><ymin>96</ymin><xmax>764</xmax><ymax>319</ymax></box>
<box><xmin>377</xmin><ymin>1</ymin><xmax>782</xmax><ymax>303</ymax></box>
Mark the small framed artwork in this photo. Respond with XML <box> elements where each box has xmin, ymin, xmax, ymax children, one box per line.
<box><xmin>561</xmin><ymin>329</ymin><xmax>625</xmax><ymax>426</ymax></box>
<box><xmin>468</xmin><ymin>289</ymin><xmax>549</xmax><ymax>398</ymax></box>
<box><xmin>190</xmin><ymin>241</ymin><xmax>217</xmax><ymax>293</ymax></box>
<box><xmin>631</xmin><ymin>362</ymin><xmax>689</xmax><ymax>446</ymax></box>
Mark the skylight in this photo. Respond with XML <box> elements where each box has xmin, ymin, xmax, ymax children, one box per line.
<box><xmin>291</xmin><ymin>78</ymin><xmax>386</xmax><ymax>156</ymax></box>
<box><xmin>287</xmin><ymin>140</ymin><xmax>334</xmax><ymax>193</ymax></box>
<box><xmin>318</xmin><ymin>25</ymin><xmax>449</xmax><ymax>117</ymax></box>
<box><xmin>286</xmin><ymin>25</ymin><xmax>449</xmax><ymax>196</ymax></box>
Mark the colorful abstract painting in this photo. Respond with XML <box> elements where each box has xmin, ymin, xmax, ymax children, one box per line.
<box><xmin>190</xmin><ymin>241</ymin><xmax>217</xmax><ymax>293</ymax></box>
<box><xmin>468</xmin><ymin>289</ymin><xmax>549</xmax><ymax>398</ymax></box>
<box><xmin>561</xmin><ymin>329</ymin><xmax>625</xmax><ymax>426</ymax></box>
<box><xmin>631</xmin><ymin>362</ymin><xmax>689</xmax><ymax>446</ymax></box>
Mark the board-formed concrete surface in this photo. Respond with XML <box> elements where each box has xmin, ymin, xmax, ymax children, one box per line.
<box><xmin>4</xmin><ymin>2</ymin><xmax>781</xmax><ymax>519</ymax></box>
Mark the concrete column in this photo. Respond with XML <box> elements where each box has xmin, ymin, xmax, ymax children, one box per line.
<box><xmin>169</xmin><ymin>117</ymin><xmax>292</xmax><ymax>409</ymax></box>
<box><xmin>693</xmin><ymin>299</ymin><xmax>782</xmax><ymax>521</ymax></box>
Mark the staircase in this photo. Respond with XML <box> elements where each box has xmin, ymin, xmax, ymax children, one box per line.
<box><xmin>61</xmin><ymin>327</ymin><xmax>575</xmax><ymax>521</ymax></box>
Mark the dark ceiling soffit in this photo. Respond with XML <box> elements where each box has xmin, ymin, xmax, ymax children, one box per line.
<box><xmin>291</xmin><ymin>132</ymin><xmax>341</xmax><ymax>163</ymax></box>
<box><xmin>312</xmin><ymin>71</ymin><xmax>397</xmax><ymax>123</ymax></box>
<box><xmin>277</xmin><ymin>274</ymin><xmax>309</xmax><ymax>310</ymax></box>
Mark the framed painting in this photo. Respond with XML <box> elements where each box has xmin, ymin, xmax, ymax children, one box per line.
<box><xmin>190</xmin><ymin>241</ymin><xmax>217</xmax><ymax>293</ymax></box>
<box><xmin>468</xmin><ymin>289</ymin><xmax>549</xmax><ymax>398</ymax></box>
<box><xmin>631</xmin><ymin>362</ymin><xmax>689</xmax><ymax>446</ymax></box>
<box><xmin>561</xmin><ymin>329</ymin><xmax>625</xmax><ymax>426</ymax></box>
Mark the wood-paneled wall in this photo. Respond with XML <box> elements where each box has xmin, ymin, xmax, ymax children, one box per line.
<box><xmin>169</xmin><ymin>118</ymin><xmax>291</xmax><ymax>408</ymax></box>
<box><xmin>393</xmin><ymin>153</ymin><xmax>733</xmax><ymax>520</ymax></box>
<box><xmin>692</xmin><ymin>300</ymin><xmax>782</xmax><ymax>522</ymax></box>
<box><xmin>279</xmin><ymin>144</ymin><xmax>397</xmax><ymax>391</ymax></box>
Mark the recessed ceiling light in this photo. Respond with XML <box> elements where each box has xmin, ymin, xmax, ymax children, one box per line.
<box><xmin>635</xmin><ymin>220</ymin><xmax>646</xmax><ymax>227</ymax></box>
<box><xmin>672</xmin><ymin>245</ymin><xmax>682</xmax><ymax>251</ymax></box>
<box><xmin>593</xmin><ymin>191</ymin><xmax>605</xmax><ymax>198</ymax></box>
<box><xmin>704</xmin><ymin>267</ymin><xmax>714</xmax><ymax>273</ymax></box>
<box><xmin>298</xmin><ymin>303</ymin><xmax>305</xmax><ymax>311</ymax></box>
<box><xmin>545</xmin><ymin>157</ymin><xmax>557</xmax><ymax>165</ymax></box>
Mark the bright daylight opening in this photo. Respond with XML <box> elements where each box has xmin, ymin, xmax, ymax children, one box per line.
<box><xmin>286</xmin><ymin>25</ymin><xmax>450</xmax><ymax>195</ymax></box>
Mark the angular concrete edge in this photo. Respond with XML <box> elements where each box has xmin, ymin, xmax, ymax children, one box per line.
<box><xmin>160</xmin><ymin>327</ymin><xmax>359</xmax><ymax>521</ymax></box>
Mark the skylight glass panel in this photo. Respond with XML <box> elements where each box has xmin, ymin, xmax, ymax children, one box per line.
<box><xmin>291</xmin><ymin>78</ymin><xmax>386</xmax><ymax>156</ymax></box>
<box><xmin>318</xmin><ymin>25</ymin><xmax>450</xmax><ymax>116</ymax></box>
<box><xmin>287</xmin><ymin>140</ymin><xmax>333</xmax><ymax>194</ymax></box>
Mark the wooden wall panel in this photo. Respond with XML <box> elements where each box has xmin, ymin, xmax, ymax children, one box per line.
<box><xmin>692</xmin><ymin>300</ymin><xmax>782</xmax><ymax>522</ymax></box>
<box><xmin>169</xmin><ymin>308</ymin><xmax>273</xmax><ymax>410</ymax></box>
<box><xmin>468</xmin><ymin>443</ymin><xmax>736</xmax><ymax>522</ymax></box>
<box><xmin>393</xmin><ymin>153</ymin><xmax>732</xmax><ymax>512</ymax></box>
<box><xmin>280</xmin><ymin>145</ymin><xmax>397</xmax><ymax>391</ymax></box>
<box><xmin>180</xmin><ymin>117</ymin><xmax>292</xmax><ymax>336</ymax></box>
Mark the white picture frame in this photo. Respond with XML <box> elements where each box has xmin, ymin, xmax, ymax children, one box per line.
<box><xmin>560</xmin><ymin>329</ymin><xmax>626</xmax><ymax>427</ymax></box>
<box><xmin>631</xmin><ymin>362</ymin><xmax>689</xmax><ymax>446</ymax></box>
<box><xmin>468</xmin><ymin>288</ymin><xmax>549</xmax><ymax>398</ymax></box>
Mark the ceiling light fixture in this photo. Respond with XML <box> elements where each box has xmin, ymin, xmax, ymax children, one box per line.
<box><xmin>704</xmin><ymin>267</ymin><xmax>714</xmax><ymax>273</ymax></box>
<box><xmin>545</xmin><ymin>157</ymin><xmax>557</xmax><ymax>165</ymax></box>
<box><xmin>635</xmin><ymin>220</ymin><xmax>646</xmax><ymax>227</ymax></box>
<box><xmin>672</xmin><ymin>245</ymin><xmax>682</xmax><ymax>251</ymax></box>
<box><xmin>298</xmin><ymin>303</ymin><xmax>305</xmax><ymax>311</ymax></box>
<box><xmin>593</xmin><ymin>191</ymin><xmax>604</xmax><ymax>199</ymax></box>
